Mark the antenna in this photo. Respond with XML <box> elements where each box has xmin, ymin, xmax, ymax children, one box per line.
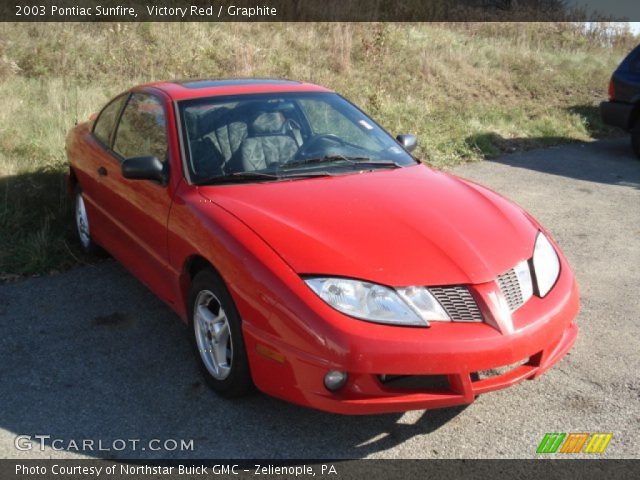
<box><xmin>74</xmin><ymin>83</ymin><xmax>78</xmax><ymax>126</ymax></box>
<box><xmin>74</xmin><ymin>54</ymin><xmax>78</xmax><ymax>126</ymax></box>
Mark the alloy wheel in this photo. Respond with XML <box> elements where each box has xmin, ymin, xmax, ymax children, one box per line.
<box><xmin>193</xmin><ymin>289</ymin><xmax>233</xmax><ymax>380</ymax></box>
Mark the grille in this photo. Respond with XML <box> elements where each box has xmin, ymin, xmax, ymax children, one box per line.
<box><xmin>473</xmin><ymin>357</ymin><xmax>530</xmax><ymax>381</ymax></box>
<box><xmin>429</xmin><ymin>286</ymin><xmax>482</xmax><ymax>322</ymax></box>
<box><xmin>378</xmin><ymin>374</ymin><xmax>450</xmax><ymax>391</ymax></box>
<box><xmin>497</xmin><ymin>268</ymin><xmax>524</xmax><ymax>312</ymax></box>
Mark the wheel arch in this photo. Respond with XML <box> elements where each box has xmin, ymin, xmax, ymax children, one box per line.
<box><xmin>179</xmin><ymin>254</ymin><xmax>225</xmax><ymax>322</ymax></box>
<box><xmin>67</xmin><ymin>165</ymin><xmax>79</xmax><ymax>197</ymax></box>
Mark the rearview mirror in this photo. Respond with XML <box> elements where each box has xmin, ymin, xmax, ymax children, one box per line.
<box><xmin>396</xmin><ymin>134</ymin><xmax>417</xmax><ymax>153</ymax></box>
<box><xmin>121</xmin><ymin>156</ymin><xmax>167</xmax><ymax>184</ymax></box>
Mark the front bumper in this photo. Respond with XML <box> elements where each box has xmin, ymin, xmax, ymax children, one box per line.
<box><xmin>243</xmin><ymin>255</ymin><xmax>580</xmax><ymax>415</ymax></box>
<box><xmin>294</xmin><ymin>320</ymin><xmax>577</xmax><ymax>414</ymax></box>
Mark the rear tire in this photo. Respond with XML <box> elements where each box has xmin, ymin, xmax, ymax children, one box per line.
<box><xmin>188</xmin><ymin>269</ymin><xmax>253</xmax><ymax>398</ymax></box>
<box><xmin>74</xmin><ymin>185</ymin><xmax>101</xmax><ymax>255</ymax></box>
<box><xmin>631</xmin><ymin>121</ymin><xmax>640</xmax><ymax>159</ymax></box>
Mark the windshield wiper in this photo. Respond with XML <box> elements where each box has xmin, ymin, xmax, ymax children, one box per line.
<box><xmin>193</xmin><ymin>170</ymin><xmax>334</xmax><ymax>186</ymax></box>
<box><xmin>282</xmin><ymin>155</ymin><xmax>370</xmax><ymax>168</ymax></box>
<box><xmin>193</xmin><ymin>171</ymin><xmax>280</xmax><ymax>185</ymax></box>
<box><xmin>193</xmin><ymin>155</ymin><xmax>402</xmax><ymax>185</ymax></box>
<box><xmin>281</xmin><ymin>155</ymin><xmax>402</xmax><ymax>169</ymax></box>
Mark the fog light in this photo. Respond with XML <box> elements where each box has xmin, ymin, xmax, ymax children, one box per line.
<box><xmin>324</xmin><ymin>370</ymin><xmax>348</xmax><ymax>391</ymax></box>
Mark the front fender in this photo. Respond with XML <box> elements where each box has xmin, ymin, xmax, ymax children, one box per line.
<box><xmin>167</xmin><ymin>183</ymin><xmax>349</xmax><ymax>369</ymax></box>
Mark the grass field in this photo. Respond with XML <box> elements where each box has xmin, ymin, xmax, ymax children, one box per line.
<box><xmin>0</xmin><ymin>22</ymin><xmax>636</xmax><ymax>278</ymax></box>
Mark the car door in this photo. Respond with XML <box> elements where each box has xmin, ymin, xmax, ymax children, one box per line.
<box><xmin>74</xmin><ymin>93</ymin><xmax>128</xmax><ymax>245</ymax></box>
<box><xmin>96</xmin><ymin>91</ymin><xmax>176</xmax><ymax>304</ymax></box>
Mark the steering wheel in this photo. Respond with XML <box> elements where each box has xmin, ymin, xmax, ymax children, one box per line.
<box><xmin>296</xmin><ymin>134</ymin><xmax>346</xmax><ymax>158</ymax></box>
<box><xmin>285</xmin><ymin>118</ymin><xmax>302</xmax><ymax>134</ymax></box>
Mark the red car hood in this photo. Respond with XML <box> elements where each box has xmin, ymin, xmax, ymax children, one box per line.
<box><xmin>198</xmin><ymin>165</ymin><xmax>538</xmax><ymax>286</ymax></box>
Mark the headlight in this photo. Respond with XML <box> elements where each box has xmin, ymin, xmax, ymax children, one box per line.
<box><xmin>304</xmin><ymin>277</ymin><xmax>451</xmax><ymax>326</ymax></box>
<box><xmin>532</xmin><ymin>232</ymin><xmax>560</xmax><ymax>297</ymax></box>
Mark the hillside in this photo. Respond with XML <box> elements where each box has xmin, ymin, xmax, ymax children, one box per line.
<box><xmin>0</xmin><ymin>22</ymin><xmax>636</xmax><ymax>277</ymax></box>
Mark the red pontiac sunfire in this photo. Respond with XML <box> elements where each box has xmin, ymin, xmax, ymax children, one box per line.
<box><xmin>66</xmin><ymin>79</ymin><xmax>579</xmax><ymax>414</ymax></box>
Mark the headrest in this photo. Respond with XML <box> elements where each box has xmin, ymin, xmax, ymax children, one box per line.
<box><xmin>252</xmin><ymin>112</ymin><xmax>285</xmax><ymax>134</ymax></box>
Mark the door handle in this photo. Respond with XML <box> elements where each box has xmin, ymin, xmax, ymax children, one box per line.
<box><xmin>97</xmin><ymin>166</ymin><xmax>108</xmax><ymax>177</ymax></box>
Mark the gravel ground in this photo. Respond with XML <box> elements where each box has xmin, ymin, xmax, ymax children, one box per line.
<box><xmin>0</xmin><ymin>138</ymin><xmax>638</xmax><ymax>459</ymax></box>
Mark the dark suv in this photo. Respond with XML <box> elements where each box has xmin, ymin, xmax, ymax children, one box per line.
<box><xmin>600</xmin><ymin>44</ymin><xmax>640</xmax><ymax>159</ymax></box>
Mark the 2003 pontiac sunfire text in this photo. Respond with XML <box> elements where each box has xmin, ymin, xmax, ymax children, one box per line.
<box><xmin>16</xmin><ymin>4</ymin><xmax>278</xmax><ymax>19</ymax></box>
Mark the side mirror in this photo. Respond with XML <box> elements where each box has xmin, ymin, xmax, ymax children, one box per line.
<box><xmin>121</xmin><ymin>156</ymin><xmax>167</xmax><ymax>184</ymax></box>
<box><xmin>396</xmin><ymin>134</ymin><xmax>418</xmax><ymax>153</ymax></box>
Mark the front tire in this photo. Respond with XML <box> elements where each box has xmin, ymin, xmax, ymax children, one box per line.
<box><xmin>188</xmin><ymin>269</ymin><xmax>253</xmax><ymax>397</ymax></box>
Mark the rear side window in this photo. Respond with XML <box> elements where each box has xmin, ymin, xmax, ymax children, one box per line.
<box><xmin>92</xmin><ymin>94</ymin><xmax>127</xmax><ymax>146</ymax></box>
<box><xmin>113</xmin><ymin>93</ymin><xmax>167</xmax><ymax>161</ymax></box>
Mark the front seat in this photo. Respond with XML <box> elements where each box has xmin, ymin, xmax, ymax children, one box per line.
<box><xmin>239</xmin><ymin>112</ymin><xmax>298</xmax><ymax>171</ymax></box>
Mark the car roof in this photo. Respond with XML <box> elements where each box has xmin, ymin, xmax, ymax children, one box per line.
<box><xmin>139</xmin><ymin>78</ymin><xmax>332</xmax><ymax>101</ymax></box>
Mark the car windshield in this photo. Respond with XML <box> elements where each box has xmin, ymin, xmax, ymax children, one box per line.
<box><xmin>178</xmin><ymin>92</ymin><xmax>417</xmax><ymax>184</ymax></box>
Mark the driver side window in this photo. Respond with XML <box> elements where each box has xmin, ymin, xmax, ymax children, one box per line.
<box><xmin>113</xmin><ymin>93</ymin><xmax>167</xmax><ymax>161</ymax></box>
